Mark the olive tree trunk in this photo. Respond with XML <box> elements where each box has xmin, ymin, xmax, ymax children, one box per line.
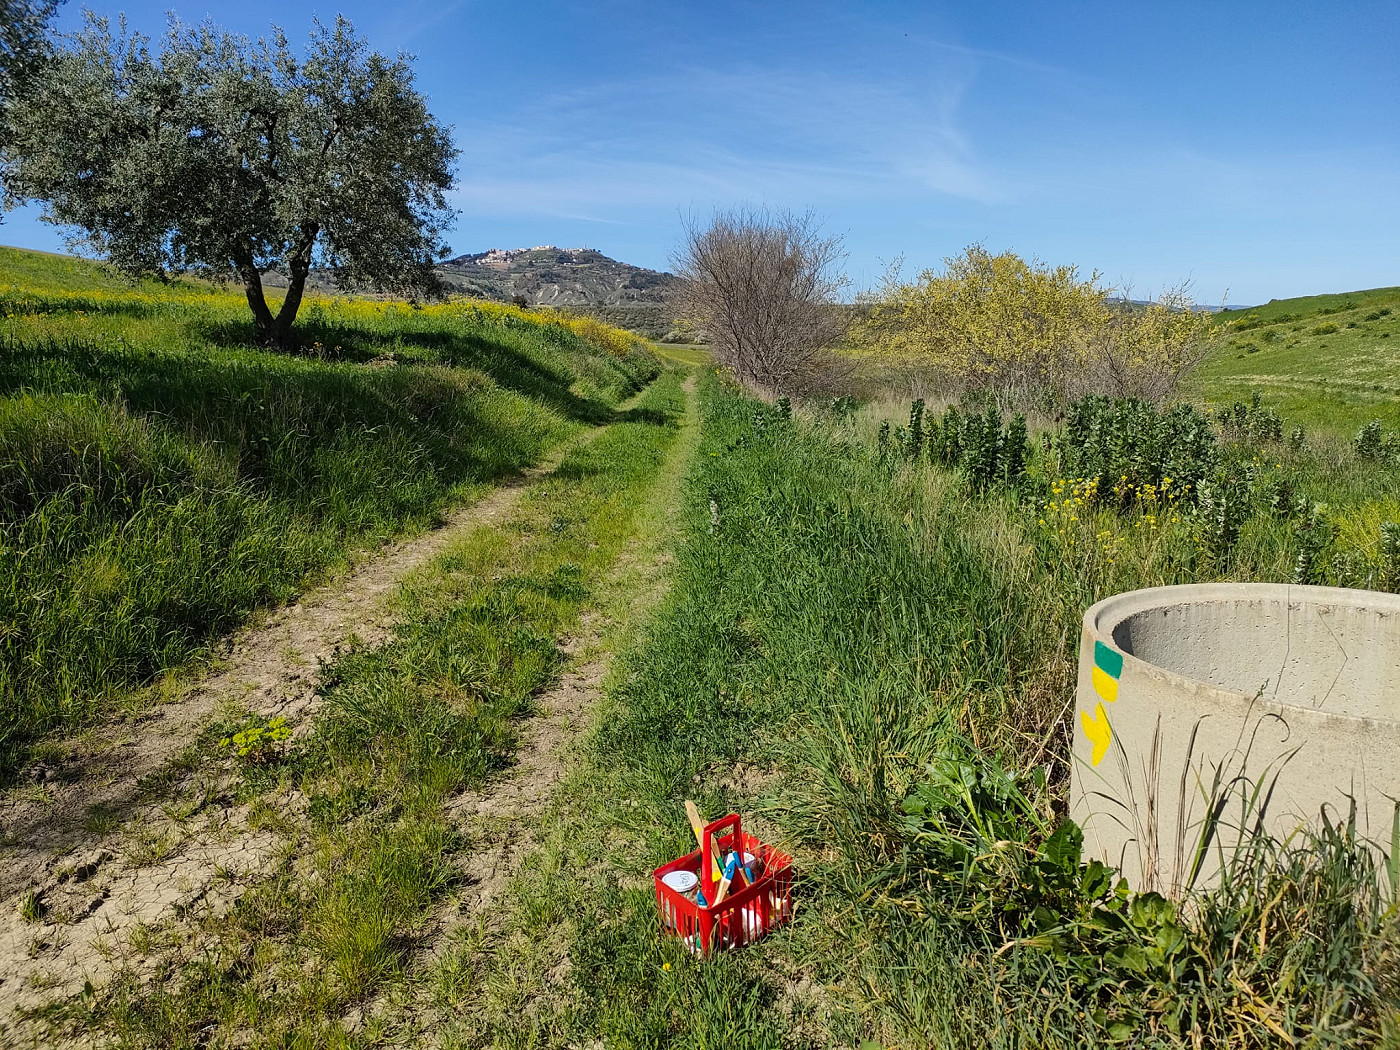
<box><xmin>235</xmin><ymin>223</ymin><xmax>319</xmax><ymax>349</ymax></box>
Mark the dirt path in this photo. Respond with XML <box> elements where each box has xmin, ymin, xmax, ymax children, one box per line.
<box><xmin>447</xmin><ymin>377</ymin><xmax>696</xmax><ymax>891</ymax></box>
<box><xmin>0</xmin><ymin>441</ymin><xmax>585</xmax><ymax>898</ymax></box>
<box><xmin>393</xmin><ymin>376</ymin><xmax>698</xmax><ymax>1040</ymax></box>
<box><xmin>0</xmin><ymin>425</ymin><xmax>609</xmax><ymax>1029</ymax></box>
<box><xmin>0</xmin><ymin>376</ymin><xmax>698</xmax><ymax>1041</ymax></box>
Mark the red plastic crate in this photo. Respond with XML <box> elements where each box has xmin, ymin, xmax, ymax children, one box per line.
<box><xmin>653</xmin><ymin>812</ymin><xmax>793</xmax><ymax>954</ymax></box>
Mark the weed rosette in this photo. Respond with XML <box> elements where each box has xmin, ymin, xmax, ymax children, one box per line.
<box><xmin>218</xmin><ymin>715</ymin><xmax>292</xmax><ymax>764</ymax></box>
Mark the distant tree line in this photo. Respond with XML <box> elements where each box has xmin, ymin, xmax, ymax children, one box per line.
<box><xmin>673</xmin><ymin>209</ymin><xmax>1212</xmax><ymax>405</ymax></box>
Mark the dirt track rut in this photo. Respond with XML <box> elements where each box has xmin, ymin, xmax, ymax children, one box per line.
<box><xmin>0</xmin><ymin>377</ymin><xmax>696</xmax><ymax>1039</ymax></box>
<box><xmin>0</xmin><ymin>434</ymin><xmax>590</xmax><ymax>1025</ymax></box>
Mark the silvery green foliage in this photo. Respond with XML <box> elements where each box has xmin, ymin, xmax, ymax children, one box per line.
<box><xmin>0</xmin><ymin>0</ymin><xmax>56</xmax><ymax>101</ymax></box>
<box><xmin>905</xmin><ymin>398</ymin><xmax>924</xmax><ymax>459</ymax></box>
<box><xmin>1353</xmin><ymin>420</ymin><xmax>1396</xmax><ymax>462</ymax></box>
<box><xmin>1217</xmin><ymin>395</ymin><xmax>1282</xmax><ymax>443</ymax></box>
<box><xmin>1381</xmin><ymin>522</ymin><xmax>1400</xmax><ymax>592</ymax></box>
<box><xmin>1289</xmin><ymin>503</ymin><xmax>1335</xmax><ymax>585</ymax></box>
<box><xmin>1194</xmin><ymin>477</ymin><xmax>1246</xmax><ymax>556</ymax></box>
<box><xmin>0</xmin><ymin>0</ymin><xmax>58</xmax><ymax>209</ymax></box>
<box><xmin>927</xmin><ymin>402</ymin><xmax>1030</xmax><ymax>490</ymax></box>
<box><xmin>2</xmin><ymin>14</ymin><xmax>458</xmax><ymax>346</ymax></box>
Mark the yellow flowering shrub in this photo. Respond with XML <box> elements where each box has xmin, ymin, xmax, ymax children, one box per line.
<box><xmin>855</xmin><ymin>246</ymin><xmax>1215</xmax><ymax>403</ymax></box>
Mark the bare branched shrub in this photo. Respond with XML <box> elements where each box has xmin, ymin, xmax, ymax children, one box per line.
<box><xmin>673</xmin><ymin>208</ymin><xmax>849</xmax><ymax>395</ymax></box>
<box><xmin>1090</xmin><ymin>284</ymin><xmax>1216</xmax><ymax>402</ymax></box>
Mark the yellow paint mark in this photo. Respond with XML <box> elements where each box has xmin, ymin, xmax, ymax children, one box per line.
<box><xmin>1091</xmin><ymin>664</ymin><xmax>1119</xmax><ymax>703</ymax></box>
<box><xmin>1081</xmin><ymin>702</ymin><xmax>1112</xmax><ymax>766</ymax></box>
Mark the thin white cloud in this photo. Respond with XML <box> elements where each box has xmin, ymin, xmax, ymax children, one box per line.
<box><xmin>448</xmin><ymin>60</ymin><xmax>1008</xmax><ymax>219</ymax></box>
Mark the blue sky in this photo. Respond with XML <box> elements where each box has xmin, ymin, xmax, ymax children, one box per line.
<box><xmin>5</xmin><ymin>0</ymin><xmax>1398</xmax><ymax>304</ymax></box>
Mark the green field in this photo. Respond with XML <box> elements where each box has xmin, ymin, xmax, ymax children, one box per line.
<box><xmin>419</xmin><ymin>377</ymin><xmax>1398</xmax><ymax>1048</ymax></box>
<box><xmin>1190</xmin><ymin>286</ymin><xmax>1400</xmax><ymax>436</ymax></box>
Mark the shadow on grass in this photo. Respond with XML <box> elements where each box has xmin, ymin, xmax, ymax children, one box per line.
<box><xmin>616</xmin><ymin>405</ymin><xmax>680</xmax><ymax>428</ymax></box>
<box><xmin>2</xmin><ymin>335</ymin><xmax>574</xmax><ymax>506</ymax></box>
<box><xmin>193</xmin><ymin>318</ymin><xmax>625</xmax><ymax>426</ymax></box>
<box><xmin>0</xmin><ymin>291</ymin><xmax>177</xmax><ymax>321</ymax></box>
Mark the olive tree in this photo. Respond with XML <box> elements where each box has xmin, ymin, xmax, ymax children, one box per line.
<box><xmin>0</xmin><ymin>0</ymin><xmax>57</xmax><ymax>92</ymax></box>
<box><xmin>674</xmin><ymin>208</ymin><xmax>848</xmax><ymax>394</ymax></box>
<box><xmin>2</xmin><ymin>14</ymin><xmax>458</xmax><ymax>347</ymax></box>
<box><xmin>0</xmin><ymin>0</ymin><xmax>59</xmax><ymax>197</ymax></box>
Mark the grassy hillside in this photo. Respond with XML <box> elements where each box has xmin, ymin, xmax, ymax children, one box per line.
<box><xmin>1188</xmin><ymin>285</ymin><xmax>1400</xmax><ymax>436</ymax></box>
<box><xmin>0</xmin><ymin>245</ymin><xmax>659</xmax><ymax>773</ymax></box>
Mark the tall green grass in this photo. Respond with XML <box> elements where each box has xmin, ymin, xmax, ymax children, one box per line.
<box><xmin>507</xmin><ymin>376</ymin><xmax>1397</xmax><ymax>1048</ymax></box>
<box><xmin>0</xmin><ymin>247</ymin><xmax>658</xmax><ymax>773</ymax></box>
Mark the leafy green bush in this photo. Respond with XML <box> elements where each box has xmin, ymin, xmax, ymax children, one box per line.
<box><xmin>1355</xmin><ymin>420</ymin><xmax>1397</xmax><ymax>461</ymax></box>
<box><xmin>824</xmin><ymin>393</ymin><xmax>857</xmax><ymax>420</ymax></box>
<box><xmin>925</xmin><ymin>403</ymin><xmax>1030</xmax><ymax>490</ymax></box>
<box><xmin>1290</xmin><ymin>502</ymin><xmax>1337</xmax><ymax>584</ymax></box>
<box><xmin>869</xmin><ymin>393</ymin><xmax>1397</xmax><ymax>592</ymax></box>
<box><xmin>906</xmin><ymin>397</ymin><xmax>925</xmax><ymax>458</ymax></box>
<box><xmin>1193</xmin><ymin>473</ymin><xmax>1253</xmax><ymax>557</ymax></box>
<box><xmin>1056</xmin><ymin>395</ymin><xmax>1216</xmax><ymax>502</ymax></box>
<box><xmin>898</xmin><ymin>742</ymin><xmax>1117</xmax><ymax>934</ymax></box>
<box><xmin>1217</xmin><ymin>393</ymin><xmax>1283</xmax><ymax>443</ymax></box>
<box><xmin>1381</xmin><ymin>522</ymin><xmax>1400</xmax><ymax>592</ymax></box>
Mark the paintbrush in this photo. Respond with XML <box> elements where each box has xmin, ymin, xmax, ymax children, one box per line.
<box><xmin>713</xmin><ymin>851</ymin><xmax>744</xmax><ymax>904</ymax></box>
<box><xmin>686</xmin><ymin>800</ymin><xmax>723</xmax><ymax>881</ymax></box>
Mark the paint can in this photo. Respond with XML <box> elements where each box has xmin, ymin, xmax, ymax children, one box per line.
<box><xmin>661</xmin><ymin>869</ymin><xmax>699</xmax><ymax>933</ymax></box>
<box><xmin>725</xmin><ymin>850</ymin><xmax>761</xmax><ymax>883</ymax></box>
<box><xmin>662</xmin><ymin>869</ymin><xmax>699</xmax><ymax>896</ymax></box>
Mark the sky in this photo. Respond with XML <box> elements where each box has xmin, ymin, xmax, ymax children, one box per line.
<box><xmin>4</xmin><ymin>0</ymin><xmax>1398</xmax><ymax>305</ymax></box>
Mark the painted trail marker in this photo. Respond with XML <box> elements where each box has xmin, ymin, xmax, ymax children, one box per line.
<box><xmin>1080</xmin><ymin>639</ymin><xmax>1124</xmax><ymax>766</ymax></box>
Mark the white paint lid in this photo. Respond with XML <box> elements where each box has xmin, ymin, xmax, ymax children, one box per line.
<box><xmin>662</xmin><ymin>870</ymin><xmax>698</xmax><ymax>893</ymax></box>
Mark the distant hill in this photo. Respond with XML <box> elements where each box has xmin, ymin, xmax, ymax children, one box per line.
<box><xmin>257</xmin><ymin>245</ymin><xmax>682</xmax><ymax>339</ymax></box>
<box><xmin>1108</xmin><ymin>296</ymin><xmax>1244</xmax><ymax>313</ymax></box>
<box><xmin>438</xmin><ymin>247</ymin><xmax>676</xmax><ymax>306</ymax></box>
<box><xmin>1186</xmin><ymin>285</ymin><xmax>1400</xmax><ymax>435</ymax></box>
<box><xmin>437</xmin><ymin>247</ymin><xmax>680</xmax><ymax>339</ymax></box>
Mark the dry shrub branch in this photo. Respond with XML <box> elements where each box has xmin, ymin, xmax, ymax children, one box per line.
<box><xmin>673</xmin><ymin>207</ymin><xmax>849</xmax><ymax>395</ymax></box>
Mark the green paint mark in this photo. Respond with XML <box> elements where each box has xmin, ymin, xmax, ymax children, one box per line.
<box><xmin>1094</xmin><ymin>640</ymin><xmax>1123</xmax><ymax>679</ymax></box>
